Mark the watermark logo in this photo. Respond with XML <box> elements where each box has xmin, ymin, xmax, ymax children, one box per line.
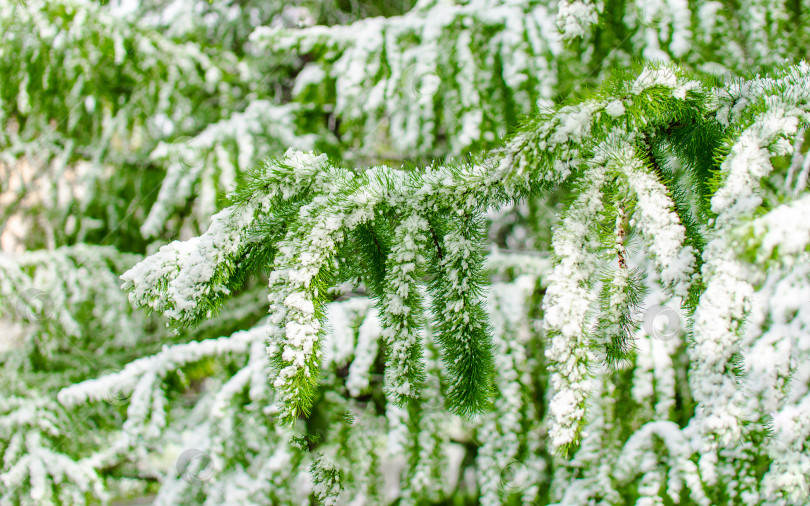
<box><xmin>400</xmin><ymin>63</ymin><xmax>441</xmax><ymax>100</ymax></box>
<box><xmin>642</xmin><ymin>304</ymin><xmax>682</xmax><ymax>341</ymax></box>
<box><xmin>632</xmin><ymin>3</ymin><xmax>672</xmax><ymax>29</ymax></box>
<box><xmin>166</xmin><ymin>136</ymin><xmax>211</xmax><ymax>175</ymax></box>
<box><xmin>176</xmin><ymin>449</ymin><xmax>215</xmax><ymax>483</ymax></box>
<box><xmin>15</xmin><ymin>288</ymin><xmax>55</xmax><ymax>321</ymax></box>
<box><xmin>498</xmin><ymin>459</ymin><xmax>532</xmax><ymax>494</ymax></box>
<box><xmin>97</xmin><ymin>54</ymin><xmax>121</xmax><ymax>94</ymax></box>
<box><xmin>96</xmin><ymin>370</ymin><xmax>131</xmax><ymax>406</ymax></box>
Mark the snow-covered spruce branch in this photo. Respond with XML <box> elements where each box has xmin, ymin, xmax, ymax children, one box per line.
<box><xmin>0</xmin><ymin>0</ymin><xmax>236</xmax><ymax>157</ymax></box>
<box><xmin>689</xmin><ymin>61</ymin><xmax>810</xmax><ymax>448</ymax></box>
<box><xmin>121</xmin><ymin>150</ymin><xmax>331</xmax><ymax>327</ymax></box>
<box><xmin>57</xmin><ymin>324</ymin><xmax>266</xmax><ymax>409</ymax></box>
<box><xmin>55</xmin><ymin>297</ymin><xmax>385</xmax><ymax>505</ymax></box>
<box><xmin>554</xmin><ymin>0</ymin><xmax>804</xmax><ymax>70</ymax></box>
<box><xmin>734</xmin><ymin>193</ymin><xmax>810</xmax><ymax>264</ymax></box>
<box><xmin>245</xmin><ymin>0</ymin><xmax>810</xmax><ymax>170</ymax></box>
<box><xmin>141</xmin><ymin>101</ymin><xmax>321</xmax><ymax>239</ymax></box>
<box><xmin>124</xmin><ymin>142</ymin><xmax>502</xmax><ymax>423</ymax></box>
<box><xmin>250</xmin><ymin>0</ymin><xmax>559</xmax><ymax>159</ymax></box>
<box><xmin>55</xmin><ymin>321</ymin><xmax>275</xmax><ymax>490</ymax></box>
<box><xmin>0</xmin><ymin>395</ymin><xmax>106</xmax><ymax>505</ymax></box>
<box><xmin>555</xmin><ymin>0</ymin><xmax>601</xmax><ymax>40</ymax></box>
<box><xmin>0</xmin><ymin>0</ymin><xmax>252</xmax><ymax>249</ymax></box>
<box><xmin>122</xmin><ymin>63</ymin><xmax>810</xmax><ymax>449</ymax></box>
<box><xmin>257</xmin><ymin>154</ymin><xmax>505</xmax><ymax>422</ymax></box>
<box><xmin>0</xmin><ymin>245</ymin><xmax>146</xmax><ymax>359</ymax></box>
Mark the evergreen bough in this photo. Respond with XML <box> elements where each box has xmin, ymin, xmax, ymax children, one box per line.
<box><xmin>4</xmin><ymin>0</ymin><xmax>810</xmax><ymax>503</ymax></box>
<box><xmin>121</xmin><ymin>60</ymin><xmax>810</xmax><ymax>459</ymax></box>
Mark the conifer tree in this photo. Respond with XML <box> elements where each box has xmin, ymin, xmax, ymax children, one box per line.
<box><xmin>2</xmin><ymin>0</ymin><xmax>810</xmax><ymax>504</ymax></box>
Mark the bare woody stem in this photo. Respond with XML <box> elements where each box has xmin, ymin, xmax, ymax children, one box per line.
<box><xmin>616</xmin><ymin>207</ymin><xmax>627</xmax><ymax>269</ymax></box>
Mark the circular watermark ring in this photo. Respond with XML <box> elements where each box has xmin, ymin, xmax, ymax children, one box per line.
<box><xmin>96</xmin><ymin>369</ymin><xmax>132</xmax><ymax>406</ymax></box>
<box><xmin>632</xmin><ymin>2</ymin><xmax>672</xmax><ymax>29</ymax></box>
<box><xmin>642</xmin><ymin>304</ymin><xmax>681</xmax><ymax>341</ymax></box>
<box><xmin>400</xmin><ymin>62</ymin><xmax>441</xmax><ymax>100</ymax></box>
<box><xmin>176</xmin><ymin>449</ymin><xmax>215</xmax><ymax>483</ymax></box>
<box><xmin>499</xmin><ymin>458</ymin><xmax>532</xmax><ymax>494</ymax></box>
<box><xmin>14</xmin><ymin>288</ymin><xmax>55</xmax><ymax>321</ymax></box>
<box><xmin>167</xmin><ymin>136</ymin><xmax>210</xmax><ymax>174</ymax></box>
